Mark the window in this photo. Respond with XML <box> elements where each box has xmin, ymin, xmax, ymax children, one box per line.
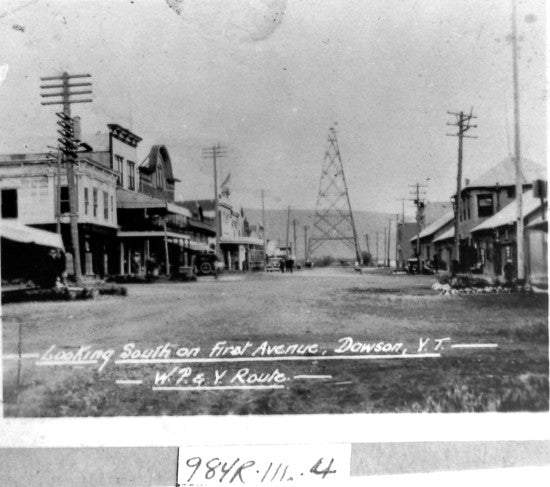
<box><xmin>477</xmin><ymin>194</ymin><xmax>494</xmax><ymax>218</ymax></box>
<box><xmin>84</xmin><ymin>187</ymin><xmax>89</xmax><ymax>215</ymax></box>
<box><xmin>60</xmin><ymin>186</ymin><xmax>70</xmax><ymax>214</ymax></box>
<box><xmin>110</xmin><ymin>195</ymin><xmax>114</xmax><ymax>221</ymax></box>
<box><xmin>156</xmin><ymin>164</ymin><xmax>164</xmax><ymax>189</ymax></box>
<box><xmin>127</xmin><ymin>161</ymin><xmax>136</xmax><ymax>190</ymax></box>
<box><xmin>93</xmin><ymin>188</ymin><xmax>98</xmax><ymax>217</ymax></box>
<box><xmin>1</xmin><ymin>189</ymin><xmax>18</xmax><ymax>218</ymax></box>
<box><xmin>507</xmin><ymin>187</ymin><xmax>515</xmax><ymax>199</ymax></box>
<box><xmin>115</xmin><ymin>155</ymin><xmax>124</xmax><ymax>186</ymax></box>
<box><xmin>103</xmin><ymin>191</ymin><xmax>109</xmax><ymax>220</ymax></box>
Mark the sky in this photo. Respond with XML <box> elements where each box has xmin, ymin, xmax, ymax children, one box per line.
<box><xmin>0</xmin><ymin>0</ymin><xmax>546</xmax><ymax>218</ymax></box>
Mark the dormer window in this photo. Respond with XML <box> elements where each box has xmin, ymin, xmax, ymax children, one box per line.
<box><xmin>156</xmin><ymin>164</ymin><xmax>164</xmax><ymax>189</ymax></box>
<box><xmin>477</xmin><ymin>194</ymin><xmax>494</xmax><ymax>218</ymax></box>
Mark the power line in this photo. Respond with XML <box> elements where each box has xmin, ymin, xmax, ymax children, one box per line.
<box><xmin>446</xmin><ymin>108</ymin><xmax>477</xmax><ymax>272</ymax></box>
<box><xmin>202</xmin><ymin>144</ymin><xmax>227</xmax><ymax>260</ymax></box>
<box><xmin>408</xmin><ymin>183</ymin><xmax>427</xmax><ymax>260</ymax></box>
<box><xmin>40</xmin><ymin>71</ymin><xmax>93</xmax><ymax>286</ymax></box>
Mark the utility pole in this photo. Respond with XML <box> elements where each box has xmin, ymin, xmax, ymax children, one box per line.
<box><xmin>376</xmin><ymin>231</ymin><xmax>379</xmax><ymax>265</ymax></box>
<box><xmin>447</xmin><ymin>109</ymin><xmax>477</xmax><ymax>272</ymax></box>
<box><xmin>383</xmin><ymin>228</ymin><xmax>387</xmax><ymax>267</ymax></box>
<box><xmin>387</xmin><ymin>218</ymin><xmax>392</xmax><ymax>267</ymax></box>
<box><xmin>511</xmin><ymin>0</ymin><xmax>524</xmax><ymax>281</ymax></box>
<box><xmin>285</xmin><ymin>205</ymin><xmax>291</xmax><ymax>252</ymax></box>
<box><xmin>261</xmin><ymin>189</ymin><xmax>267</xmax><ymax>272</ymax></box>
<box><xmin>46</xmin><ymin>146</ymin><xmax>62</xmax><ymax>234</ymax></box>
<box><xmin>397</xmin><ymin>197</ymin><xmax>406</xmax><ymax>224</ymax></box>
<box><xmin>394</xmin><ymin>214</ymin><xmax>399</xmax><ymax>268</ymax></box>
<box><xmin>395</xmin><ymin>198</ymin><xmax>407</xmax><ymax>269</ymax></box>
<box><xmin>409</xmin><ymin>183</ymin><xmax>427</xmax><ymax>262</ymax></box>
<box><xmin>303</xmin><ymin>225</ymin><xmax>308</xmax><ymax>262</ymax></box>
<box><xmin>40</xmin><ymin>72</ymin><xmax>93</xmax><ymax>286</ymax></box>
<box><xmin>292</xmin><ymin>218</ymin><xmax>297</xmax><ymax>258</ymax></box>
<box><xmin>203</xmin><ymin>144</ymin><xmax>226</xmax><ymax>261</ymax></box>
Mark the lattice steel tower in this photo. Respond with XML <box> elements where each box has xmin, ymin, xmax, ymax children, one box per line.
<box><xmin>308</xmin><ymin>126</ymin><xmax>362</xmax><ymax>263</ymax></box>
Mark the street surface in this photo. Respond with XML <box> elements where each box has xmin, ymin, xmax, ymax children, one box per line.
<box><xmin>2</xmin><ymin>268</ymin><xmax>548</xmax><ymax>416</ymax></box>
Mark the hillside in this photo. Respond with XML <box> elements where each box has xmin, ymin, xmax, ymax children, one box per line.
<box><xmin>243</xmin><ymin>202</ymin><xmax>451</xmax><ymax>263</ymax></box>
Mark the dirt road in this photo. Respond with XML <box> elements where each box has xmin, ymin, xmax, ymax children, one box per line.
<box><xmin>2</xmin><ymin>268</ymin><xmax>548</xmax><ymax>416</ymax></box>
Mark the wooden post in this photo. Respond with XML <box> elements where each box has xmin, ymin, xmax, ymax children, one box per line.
<box><xmin>163</xmin><ymin>219</ymin><xmax>170</xmax><ymax>275</ymax></box>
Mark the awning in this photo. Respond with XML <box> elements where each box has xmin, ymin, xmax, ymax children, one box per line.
<box><xmin>1</xmin><ymin>220</ymin><xmax>64</xmax><ymax>250</ymax></box>
<box><xmin>189</xmin><ymin>241</ymin><xmax>215</xmax><ymax>253</ymax></box>
<box><xmin>432</xmin><ymin>227</ymin><xmax>454</xmax><ymax>243</ymax></box>
<box><xmin>526</xmin><ymin>216</ymin><xmax>548</xmax><ymax>231</ymax></box>
<box><xmin>118</xmin><ymin>231</ymin><xmax>190</xmax><ymax>240</ymax></box>
<box><xmin>117</xmin><ymin>189</ymin><xmax>191</xmax><ymax>217</ymax></box>
<box><xmin>410</xmin><ymin>211</ymin><xmax>454</xmax><ymax>242</ymax></box>
<box><xmin>166</xmin><ymin>202</ymin><xmax>191</xmax><ymax>218</ymax></box>
<box><xmin>188</xmin><ymin>218</ymin><xmax>216</xmax><ymax>235</ymax></box>
<box><xmin>220</xmin><ymin>236</ymin><xmax>264</xmax><ymax>246</ymax></box>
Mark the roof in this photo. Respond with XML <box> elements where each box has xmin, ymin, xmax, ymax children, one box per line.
<box><xmin>82</xmin><ymin>132</ymin><xmax>110</xmax><ymax>152</ymax></box>
<box><xmin>117</xmin><ymin>188</ymin><xmax>191</xmax><ymax>217</ymax></box>
<box><xmin>471</xmin><ymin>190</ymin><xmax>543</xmax><ymax>233</ymax></box>
<box><xmin>432</xmin><ymin>227</ymin><xmax>454</xmax><ymax>243</ymax></box>
<box><xmin>108</xmin><ymin>124</ymin><xmax>142</xmax><ymax>147</ymax></box>
<box><xmin>1</xmin><ymin>220</ymin><xmax>64</xmax><ymax>249</ymax></box>
<box><xmin>178</xmin><ymin>199</ymin><xmax>233</xmax><ymax>213</ymax></box>
<box><xmin>139</xmin><ymin>145</ymin><xmax>179</xmax><ymax>183</ymax></box>
<box><xmin>220</xmin><ymin>236</ymin><xmax>264</xmax><ymax>246</ymax></box>
<box><xmin>526</xmin><ymin>215</ymin><xmax>548</xmax><ymax>231</ymax></box>
<box><xmin>410</xmin><ymin>211</ymin><xmax>454</xmax><ymax>242</ymax></box>
<box><xmin>466</xmin><ymin>157</ymin><xmax>546</xmax><ymax>189</ymax></box>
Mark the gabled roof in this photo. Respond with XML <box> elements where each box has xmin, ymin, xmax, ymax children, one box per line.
<box><xmin>410</xmin><ymin>211</ymin><xmax>454</xmax><ymax>242</ymax></box>
<box><xmin>466</xmin><ymin>157</ymin><xmax>546</xmax><ymax>189</ymax></box>
<box><xmin>471</xmin><ymin>190</ymin><xmax>543</xmax><ymax>233</ymax></box>
<box><xmin>139</xmin><ymin>145</ymin><xmax>180</xmax><ymax>183</ymax></box>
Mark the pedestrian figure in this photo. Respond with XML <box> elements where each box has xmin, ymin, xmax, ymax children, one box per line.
<box><xmin>504</xmin><ymin>259</ymin><xmax>514</xmax><ymax>284</ymax></box>
<box><xmin>55</xmin><ymin>250</ymin><xmax>68</xmax><ymax>286</ymax></box>
<box><xmin>285</xmin><ymin>257</ymin><xmax>294</xmax><ymax>273</ymax></box>
<box><xmin>213</xmin><ymin>254</ymin><xmax>221</xmax><ymax>279</ymax></box>
<box><xmin>145</xmin><ymin>254</ymin><xmax>157</xmax><ymax>279</ymax></box>
<box><xmin>37</xmin><ymin>248</ymin><xmax>59</xmax><ymax>288</ymax></box>
<box><xmin>279</xmin><ymin>258</ymin><xmax>285</xmax><ymax>273</ymax></box>
<box><xmin>131</xmin><ymin>251</ymin><xmax>141</xmax><ymax>274</ymax></box>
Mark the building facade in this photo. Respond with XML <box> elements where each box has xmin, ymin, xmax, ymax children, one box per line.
<box><xmin>470</xmin><ymin>189</ymin><xmax>547</xmax><ymax>286</ymax></box>
<box><xmin>409</xmin><ymin>157</ymin><xmax>547</xmax><ymax>283</ymax></box>
<box><xmin>179</xmin><ymin>197</ymin><xmax>264</xmax><ymax>271</ymax></box>
<box><xmin>0</xmin><ymin>152</ymin><xmax>119</xmax><ymax>277</ymax></box>
<box><xmin>84</xmin><ymin>125</ymin><xmax>197</xmax><ymax>276</ymax></box>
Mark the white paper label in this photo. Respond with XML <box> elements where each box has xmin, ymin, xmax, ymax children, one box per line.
<box><xmin>177</xmin><ymin>443</ymin><xmax>351</xmax><ymax>486</ymax></box>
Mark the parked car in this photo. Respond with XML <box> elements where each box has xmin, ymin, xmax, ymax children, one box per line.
<box><xmin>266</xmin><ymin>257</ymin><xmax>282</xmax><ymax>272</ymax></box>
<box><xmin>193</xmin><ymin>250</ymin><xmax>222</xmax><ymax>276</ymax></box>
<box><xmin>406</xmin><ymin>258</ymin><xmax>419</xmax><ymax>274</ymax></box>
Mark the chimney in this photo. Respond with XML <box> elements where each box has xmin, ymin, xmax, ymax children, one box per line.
<box><xmin>465</xmin><ymin>178</ymin><xmax>470</xmax><ymax>187</ymax></box>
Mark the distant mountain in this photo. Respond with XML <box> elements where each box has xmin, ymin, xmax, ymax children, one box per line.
<box><xmin>243</xmin><ymin>203</ymin><xmax>451</xmax><ymax>263</ymax></box>
<box><xmin>244</xmin><ymin>202</ymin><xmax>451</xmax><ymax>261</ymax></box>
